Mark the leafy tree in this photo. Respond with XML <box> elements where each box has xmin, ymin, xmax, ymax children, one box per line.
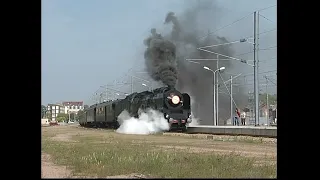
<box><xmin>75</xmin><ymin>110</ymin><xmax>84</xmax><ymax>121</ymax></box>
<box><xmin>47</xmin><ymin>112</ymin><xmax>52</xmax><ymax>121</ymax></box>
<box><xmin>77</xmin><ymin>110</ymin><xmax>84</xmax><ymax>115</ymax></box>
<box><xmin>56</xmin><ymin>113</ymin><xmax>69</xmax><ymax>122</ymax></box>
<box><xmin>69</xmin><ymin>113</ymin><xmax>75</xmax><ymax>121</ymax></box>
<box><xmin>41</xmin><ymin>105</ymin><xmax>46</xmax><ymax>118</ymax></box>
<box><xmin>56</xmin><ymin>116</ymin><xmax>66</xmax><ymax>122</ymax></box>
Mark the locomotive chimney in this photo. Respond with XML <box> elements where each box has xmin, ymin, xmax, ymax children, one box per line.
<box><xmin>167</xmin><ymin>85</ymin><xmax>174</xmax><ymax>89</ymax></box>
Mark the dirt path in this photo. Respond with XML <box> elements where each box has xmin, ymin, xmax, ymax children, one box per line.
<box><xmin>41</xmin><ymin>153</ymin><xmax>72</xmax><ymax>178</ymax></box>
<box><xmin>42</xmin><ymin>152</ymin><xmax>150</xmax><ymax>178</ymax></box>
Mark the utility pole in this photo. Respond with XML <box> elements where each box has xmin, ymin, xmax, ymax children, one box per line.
<box><xmin>213</xmin><ymin>71</ymin><xmax>216</xmax><ymax>126</ymax></box>
<box><xmin>265</xmin><ymin>75</ymin><xmax>269</xmax><ymax>126</ymax></box>
<box><xmin>99</xmin><ymin>93</ymin><xmax>103</xmax><ymax>103</ymax></box>
<box><xmin>253</xmin><ymin>11</ymin><xmax>260</xmax><ymax>126</ymax></box>
<box><xmin>206</xmin><ymin>28</ymin><xmax>216</xmax><ymax>126</ymax></box>
<box><xmin>105</xmin><ymin>85</ymin><xmax>108</xmax><ymax>101</ymax></box>
<box><xmin>275</xmin><ymin>105</ymin><xmax>277</xmax><ymax>124</ymax></box>
<box><xmin>131</xmin><ymin>76</ymin><xmax>133</xmax><ymax>93</ymax></box>
<box><xmin>216</xmin><ymin>55</ymin><xmax>219</xmax><ymax>126</ymax></box>
<box><xmin>230</xmin><ymin>75</ymin><xmax>233</xmax><ymax>125</ymax></box>
<box><xmin>95</xmin><ymin>93</ymin><xmax>98</xmax><ymax>104</ymax></box>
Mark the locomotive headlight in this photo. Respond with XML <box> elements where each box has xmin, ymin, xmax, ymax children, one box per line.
<box><xmin>165</xmin><ymin>114</ymin><xmax>169</xmax><ymax>119</ymax></box>
<box><xmin>171</xmin><ymin>95</ymin><xmax>180</xmax><ymax>104</ymax></box>
<box><xmin>169</xmin><ymin>118</ymin><xmax>174</xmax><ymax>123</ymax></box>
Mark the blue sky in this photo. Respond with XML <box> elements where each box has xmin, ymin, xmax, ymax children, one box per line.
<box><xmin>41</xmin><ymin>0</ymin><xmax>276</xmax><ymax>105</ymax></box>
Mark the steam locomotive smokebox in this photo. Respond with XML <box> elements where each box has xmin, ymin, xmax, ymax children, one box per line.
<box><xmin>164</xmin><ymin>89</ymin><xmax>183</xmax><ymax>109</ymax></box>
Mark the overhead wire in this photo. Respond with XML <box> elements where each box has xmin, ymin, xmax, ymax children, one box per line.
<box><xmin>259</xmin><ymin>13</ymin><xmax>275</xmax><ymax>24</ymax></box>
<box><xmin>197</xmin><ymin>12</ymin><xmax>253</xmax><ymax>40</ymax></box>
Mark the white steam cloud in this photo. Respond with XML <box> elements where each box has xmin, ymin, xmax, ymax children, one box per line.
<box><xmin>116</xmin><ymin>108</ymin><xmax>170</xmax><ymax>135</ymax></box>
<box><xmin>189</xmin><ymin>114</ymin><xmax>199</xmax><ymax>127</ymax></box>
<box><xmin>188</xmin><ymin>95</ymin><xmax>199</xmax><ymax>127</ymax></box>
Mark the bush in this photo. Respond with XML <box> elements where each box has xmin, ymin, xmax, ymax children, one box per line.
<box><xmin>56</xmin><ymin>117</ymin><xmax>66</xmax><ymax>122</ymax></box>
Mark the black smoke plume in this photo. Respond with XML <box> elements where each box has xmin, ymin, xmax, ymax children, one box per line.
<box><xmin>143</xmin><ymin>1</ymin><xmax>248</xmax><ymax>125</ymax></box>
<box><xmin>144</xmin><ymin>28</ymin><xmax>178</xmax><ymax>87</ymax></box>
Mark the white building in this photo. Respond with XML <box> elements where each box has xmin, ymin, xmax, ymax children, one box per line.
<box><xmin>47</xmin><ymin>104</ymin><xmax>65</xmax><ymax>121</ymax></box>
<box><xmin>62</xmin><ymin>101</ymin><xmax>84</xmax><ymax>114</ymax></box>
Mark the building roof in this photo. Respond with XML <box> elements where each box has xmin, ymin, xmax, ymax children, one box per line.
<box><xmin>62</xmin><ymin>101</ymin><xmax>83</xmax><ymax>106</ymax></box>
<box><xmin>47</xmin><ymin>103</ymin><xmax>63</xmax><ymax>107</ymax></box>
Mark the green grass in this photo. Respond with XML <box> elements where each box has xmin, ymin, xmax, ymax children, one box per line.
<box><xmin>42</xmin><ymin>133</ymin><xmax>276</xmax><ymax>178</ymax></box>
<box><xmin>162</xmin><ymin>133</ymin><xmax>276</xmax><ymax>144</ymax></box>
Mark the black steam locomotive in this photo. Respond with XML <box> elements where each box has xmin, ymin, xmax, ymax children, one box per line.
<box><xmin>79</xmin><ymin>87</ymin><xmax>192</xmax><ymax>131</ymax></box>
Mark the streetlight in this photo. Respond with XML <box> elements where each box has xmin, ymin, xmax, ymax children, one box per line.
<box><xmin>142</xmin><ymin>83</ymin><xmax>151</xmax><ymax>91</ymax></box>
<box><xmin>203</xmin><ymin>66</ymin><xmax>225</xmax><ymax>72</ymax></box>
<box><xmin>128</xmin><ymin>74</ymin><xmax>153</xmax><ymax>92</ymax></box>
<box><xmin>115</xmin><ymin>92</ymin><xmax>130</xmax><ymax>98</ymax></box>
<box><xmin>203</xmin><ymin>66</ymin><xmax>226</xmax><ymax>126</ymax></box>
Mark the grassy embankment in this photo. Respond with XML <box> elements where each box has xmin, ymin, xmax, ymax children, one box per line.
<box><xmin>42</xmin><ymin>126</ymin><xmax>276</xmax><ymax>178</ymax></box>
